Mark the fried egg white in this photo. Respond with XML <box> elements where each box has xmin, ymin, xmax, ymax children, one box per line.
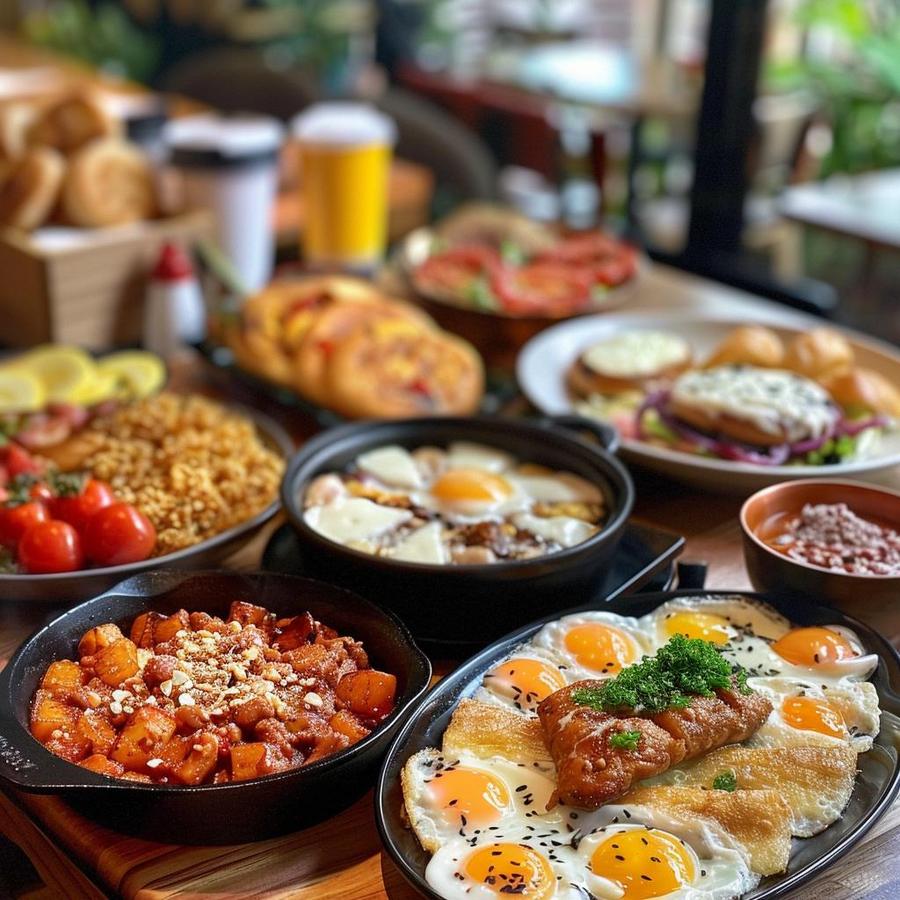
<box><xmin>572</xmin><ymin>804</ymin><xmax>758</xmax><ymax>900</ymax></box>
<box><xmin>746</xmin><ymin>675</ymin><xmax>880</xmax><ymax>753</ymax></box>
<box><xmin>403</xmin><ymin>748</ymin><xmax>558</xmax><ymax>850</ymax></box>
<box><xmin>476</xmin><ymin>648</ymin><xmax>570</xmax><ymax>714</ymax></box>
<box><xmin>533</xmin><ymin>611</ymin><xmax>654</xmax><ymax>682</ymax></box>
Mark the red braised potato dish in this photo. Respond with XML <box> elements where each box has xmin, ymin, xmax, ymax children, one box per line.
<box><xmin>29</xmin><ymin>600</ymin><xmax>397</xmax><ymax>784</ymax></box>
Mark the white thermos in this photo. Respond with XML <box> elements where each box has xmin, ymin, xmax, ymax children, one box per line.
<box><xmin>164</xmin><ymin>114</ymin><xmax>283</xmax><ymax>293</ymax></box>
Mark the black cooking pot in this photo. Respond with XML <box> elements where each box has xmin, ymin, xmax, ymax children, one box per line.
<box><xmin>281</xmin><ymin>415</ymin><xmax>635</xmax><ymax>646</ymax></box>
<box><xmin>0</xmin><ymin>570</ymin><xmax>431</xmax><ymax>844</ymax></box>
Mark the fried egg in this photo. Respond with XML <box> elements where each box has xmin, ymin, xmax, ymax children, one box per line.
<box><xmin>477</xmin><ymin>649</ymin><xmax>570</xmax><ymax>714</ymax></box>
<box><xmin>746</xmin><ymin>675</ymin><xmax>880</xmax><ymax>752</ymax></box>
<box><xmin>572</xmin><ymin>805</ymin><xmax>757</xmax><ymax>900</ymax></box>
<box><xmin>533</xmin><ymin>611</ymin><xmax>654</xmax><ymax>681</ymax></box>
<box><xmin>413</xmin><ymin>467</ymin><xmax>529</xmax><ymax>520</ymax></box>
<box><xmin>402</xmin><ymin>748</ymin><xmax>558</xmax><ymax>850</ymax></box>
<box><xmin>639</xmin><ymin>597</ymin><xmax>878</xmax><ymax>684</ymax></box>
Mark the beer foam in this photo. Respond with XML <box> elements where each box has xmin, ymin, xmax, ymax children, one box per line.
<box><xmin>292</xmin><ymin>102</ymin><xmax>396</xmax><ymax>147</ymax></box>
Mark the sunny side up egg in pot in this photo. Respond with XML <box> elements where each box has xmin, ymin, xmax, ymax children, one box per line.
<box><xmin>302</xmin><ymin>442</ymin><xmax>608</xmax><ymax>565</ymax></box>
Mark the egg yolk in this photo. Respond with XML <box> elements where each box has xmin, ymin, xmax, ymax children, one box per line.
<box><xmin>771</xmin><ymin>627</ymin><xmax>857</xmax><ymax>667</ymax></box>
<box><xmin>463</xmin><ymin>843</ymin><xmax>555</xmax><ymax>898</ymax></box>
<box><xmin>485</xmin><ymin>657</ymin><xmax>567</xmax><ymax>710</ymax></box>
<box><xmin>663</xmin><ymin>611</ymin><xmax>733</xmax><ymax>645</ymax></box>
<box><xmin>781</xmin><ymin>696</ymin><xmax>846</xmax><ymax>738</ymax></box>
<box><xmin>564</xmin><ymin>623</ymin><xmax>638</xmax><ymax>674</ymax></box>
<box><xmin>591</xmin><ymin>828</ymin><xmax>697</xmax><ymax>900</ymax></box>
<box><xmin>431</xmin><ymin>469</ymin><xmax>513</xmax><ymax>504</ymax></box>
<box><xmin>427</xmin><ymin>767</ymin><xmax>511</xmax><ymax>827</ymax></box>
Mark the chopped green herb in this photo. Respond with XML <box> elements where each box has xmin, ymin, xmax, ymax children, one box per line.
<box><xmin>464</xmin><ymin>275</ymin><xmax>498</xmax><ymax>311</ymax></box>
<box><xmin>590</xmin><ymin>284</ymin><xmax>610</xmax><ymax>302</ymax></box>
<box><xmin>712</xmin><ymin>770</ymin><xmax>737</xmax><ymax>792</ymax></box>
<box><xmin>609</xmin><ymin>730</ymin><xmax>641</xmax><ymax>751</ymax></box>
<box><xmin>571</xmin><ymin>635</ymin><xmax>752</xmax><ymax>714</ymax></box>
<box><xmin>500</xmin><ymin>239</ymin><xmax>526</xmax><ymax>266</ymax></box>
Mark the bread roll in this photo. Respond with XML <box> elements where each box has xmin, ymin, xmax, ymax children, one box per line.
<box><xmin>0</xmin><ymin>147</ymin><xmax>65</xmax><ymax>230</ymax></box>
<box><xmin>784</xmin><ymin>328</ymin><xmax>854</xmax><ymax>380</ymax></box>
<box><xmin>703</xmin><ymin>325</ymin><xmax>784</xmax><ymax>369</ymax></box>
<box><xmin>61</xmin><ymin>138</ymin><xmax>156</xmax><ymax>227</ymax></box>
<box><xmin>821</xmin><ymin>367</ymin><xmax>900</xmax><ymax>418</ymax></box>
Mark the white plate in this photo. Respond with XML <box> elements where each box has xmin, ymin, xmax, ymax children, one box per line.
<box><xmin>517</xmin><ymin>310</ymin><xmax>900</xmax><ymax>494</ymax></box>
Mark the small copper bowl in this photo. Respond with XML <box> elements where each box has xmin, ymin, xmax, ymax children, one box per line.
<box><xmin>740</xmin><ymin>479</ymin><xmax>900</xmax><ymax>622</ymax></box>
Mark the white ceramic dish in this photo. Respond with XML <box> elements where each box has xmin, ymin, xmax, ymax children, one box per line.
<box><xmin>517</xmin><ymin>311</ymin><xmax>900</xmax><ymax>494</ymax></box>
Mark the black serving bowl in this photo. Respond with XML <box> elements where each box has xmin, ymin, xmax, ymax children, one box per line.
<box><xmin>376</xmin><ymin>589</ymin><xmax>900</xmax><ymax>900</ymax></box>
<box><xmin>0</xmin><ymin>407</ymin><xmax>292</xmax><ymax>606</ymax></box>
<box><xmin>0</xmin><ymin>570</ymin><xmax>431</xmax><ymax>844</ymax></box>
<box><xmin>281</xmin><ymin>414</ymin><xmax>635</xmax><ymax>646</ymax></box>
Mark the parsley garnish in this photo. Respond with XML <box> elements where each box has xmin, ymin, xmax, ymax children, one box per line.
<box><xmin>712</xmin><ymin>770</ymin><xmax>737</xmax><ymax>792</ymax></box>
<box><xmin>609</xmin><ymin>730</ymin><xmax>641</xmax><ymax>750</ymax></box>
<box><xmin>570</xmin><ymin>635</ymin><xmax>752</xmax><ymax>714</ymax></box>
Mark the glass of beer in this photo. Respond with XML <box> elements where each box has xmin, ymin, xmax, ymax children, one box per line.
<box><xmin>292</xmin><ymin>103</ymin><xmax>396</xmax><ymax>271</ymax></box>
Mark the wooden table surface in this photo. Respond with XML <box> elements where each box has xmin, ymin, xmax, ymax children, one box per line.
<box><xmin>1</xmin><ymin>265</ymin><xmax>899</xmax><ymax>898</ymax></box>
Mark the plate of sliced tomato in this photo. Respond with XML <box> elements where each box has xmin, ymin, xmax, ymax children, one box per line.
<box><xmin>395</xmin><ymin>205</ymin><xmax>643</xmax><ymax>367</ymax></box>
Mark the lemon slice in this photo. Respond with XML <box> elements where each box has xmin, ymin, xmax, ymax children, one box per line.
<box><xmin>0</xmin><ymin>368</ymin><xmax>45</xmax><ymax>413</ymax></box>
<box><xmin>15</xmin><ymin>345</ymin><xmax>97</xmax><ymax>404</ymax></box>
<box><xmin>70</xmin><ymin>368</ymin><xmax>121</xmax><ymax>406</ymax></box>
<box><xmin>97</xmin><ymin>351</ymin><xmax>166</xmax><ymax>399</ymax></box>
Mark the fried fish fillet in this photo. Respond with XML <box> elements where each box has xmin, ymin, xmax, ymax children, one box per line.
<box><xmin>441</xmin><ymin>699</ymin><xmax>550</xmax><ymax>764</ymax></box>
<box><xmin>622</xmin><ymin>785</ymin><xmax>793</xmax><ymax>876</ymax></box>
<box><xmin>537</xmin><ymin>678</ymin><xmax>772</xmax><ymax>808</ymax></box>
<box><xmin>654</xmin><ymin>743</ymin><xmax>858</xmax><ymax>837</ymax></box>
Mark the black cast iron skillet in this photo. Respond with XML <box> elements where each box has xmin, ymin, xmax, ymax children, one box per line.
<box><xmin>0</xmin><ymin>570</ymin><xmax>431</xmax><ymax>844</ymax></box>
<box><xmin>376</xmin><ymin>589</ymin><xmax>900</xmax><ymax>899</ymax></box>
<box><xmin>281</xmin><ymin>414</ymin><xmax>635</xmax><ymax>646</ymax></box>
<box><xmin>0</xmin><ymin>407</ymin><xmax>293</xmax><ymax>605</ymax></box>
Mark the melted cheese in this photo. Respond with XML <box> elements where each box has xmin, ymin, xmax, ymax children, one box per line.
<box><xmin>357</xmin><ymin>445</ymin><xmax>422</xmax><ymax>489</ymax></box>
<box><xmin>509</xmin><ymin>472</ymin><xmax>603</xmax><ymax>503</ymax></box>
<box><xmin>304</xmin><ymin>497</ymin><xmax>412</xmax><ymax>544</ymax></box>
<box><xmin>671</xmin><ymin>366</ymin><xmax>839</xmax><ymax>441</ymax></box>
<box><xmin>582</xmin><ymin>331</ymin><xmax>690</xmax><ymax>379</ymax></box>
<box><xmin>391</xmin><ymin>521</ymin><xmax>448</xmax><ymax>564</ymax></box>
<box><xmin>445</xmin><ymin>441</ymin><xmax>515</xmax><ymax>473</ymax></box>
<box><xmin>512</xmin><ymin>513</ymin><xmax>597</xmax><ymax>547</ymax></box>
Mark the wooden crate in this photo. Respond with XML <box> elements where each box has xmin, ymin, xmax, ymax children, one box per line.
<box><xmin>0</xmin><ymin>211</ymin><xmax>214</xmax><ymax>349</ymax></box>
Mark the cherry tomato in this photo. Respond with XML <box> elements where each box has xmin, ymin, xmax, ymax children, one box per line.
<box><xmin>491</xmin><ymin>262</ymin><xmax>593</xmax><ymax>316</ymax></box>
<box><xmin>29</xmin><ymin>482</ymin><xmax>54</xmax><ymax>504</ymax></box>
<box><xmin>83</xmin><ymin>503</ymin><xmax>156</xmax><ymax>567</ymax></box>
<box><xmin>2</xmin><ymin>443</ymin><xmax>43</xmax><ymax>479</ymax></box>
<box><xmin>414</xmin><ymin>245</ymin><xmax>500</xmax><ymax>297</ymax></box>
<box><xmin>50</xmin><ymin>479</ymin><xmax>115</xmax><ymax>534</ymax></box>
<box><xmin>18</xmin><ymin>520</ymin><xmax>84</xmax><ymax>573</ymax></box>
<box><xmin>0</xmin><ymin>501</ymin><xmax>50</xmax><ymax>550</ymax></box>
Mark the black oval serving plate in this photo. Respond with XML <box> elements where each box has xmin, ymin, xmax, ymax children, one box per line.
<box><xmin>0</xmin><ymin>570</ymin><xmax>431</xmax><ymax>844</ymax></box>
<box><xmin>281</xmin><ymin>414</ymin><xmax>635</xmax><ymax>646</ymax></box>
<box><xmin>0</xmin><ymin>406</ymin><xmax>292</xmax><ymax>605</ymax></box>
<box><xmin>376</xmin><ymin>589</ymin><xmax>900</xmax><ymax>900</ymax></box>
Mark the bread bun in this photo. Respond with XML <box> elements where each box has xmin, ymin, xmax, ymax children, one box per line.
<box><xmin>28</xmin><ymin>92</ymin><xmax>119</xmax><ymax>154</ymax></box>
<box><xmin>0</xmin><ymin>147</ymin><xmax>65</xmax><ymax>230</ymax></box>
<box><xmin>784</xmin><ymin>328</ymin><xmax>854</xmax><ymax>380</ymax></box>
<box><xmin>0</xmin><ymin>101</ymin><xmax>38</xmax><ymax>161</ymax></box>
<box><xmin>821</xmin><ymin>367</ymin><xmax>900</xmax><ymax>419</ymax></box>
<box><xmin>703</xmin><ymin>325</ymin><xmax>784</xmax><ymax>369</ymax></box>
<box><xmin>567</xmin><ymin>331</ymin><xmax>692</xmax><ymax>397</ymax></box>
<box><xmin>61</xmin><ymin>138</ymin><xmax>156</xmax><ymax>227</ymax></box>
